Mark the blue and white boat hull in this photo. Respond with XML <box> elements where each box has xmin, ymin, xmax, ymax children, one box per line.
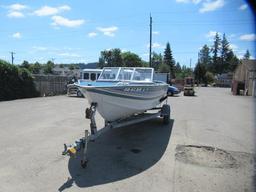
<box><xmin>78</xmin><ymin>83</ymin><xmax>168</xmax><ymax>122</ymax></box>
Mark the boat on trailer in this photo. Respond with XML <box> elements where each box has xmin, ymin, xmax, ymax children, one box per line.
<box><xmin>62</xmin><ymin>67</ymin><xmax>171</xmax><ymax>168</ymax></box>
<box><xmin>77</xmin><ymin>67</ymin><xmax>169</xmax><ymax>122</ymax></box>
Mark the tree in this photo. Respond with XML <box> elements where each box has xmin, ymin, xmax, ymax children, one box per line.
<box><xmin>121</xmin><ymin>52</ymin><xmax>143</xmax><ymax>67</ymax></box>
<box><xmin>175</xmin><ymin>62</ymin><xmax>181</xmax><ymax>73</ymax></box>
<box><xmin>151</xmin><ymin>52</ymin><xmax>163</xmax><ymax>71</ymax></box>
<box><xmin>205</xmin><ymin>71</ymin><xmax>214</xmax><ymax>84</ymax></box>
<box><xmin>31</xmin><ymin>62</ymin><xmax>41</xmax><ymax>74</ymax></box>
<box><xmin>220</xmin><ymin>33</ymin><xmax>231</xmax><ymax>73</ymax></box>
<box><xmin>158</xmin><ymin>63</ymin><xmax>170</xmax><ymax>73</ymax></box>
<box><xmin>227</xmin><ymin>51</ymin><xmax>239</xmax><ymax>72</ymax></box>
<box><xmin>243</xmin><ymin>50</ymin><xmax>250</xmax><ymax>60</ymax></box>
<box><xmin>164</xmin><ymin>42</ymin><xmax>175</xmax><ymax>78</ymax></box>
<box><xmin>68</xmin><ymin>64</ymin><xmax>75</xmax><ymax>70</ymax></box>
<box><xmin>44</xmin><ymin>61</ymin><xmax>54</xmax><ymax>74</ymax></box>
<box><xmin>98</xmin><ymin>48</ymin><xmax>123</xmax><ymax>68</ymax></box>
<box><xmin>211</xmin><ymin>33</ymin><xmax>221</xmax><ymax>74</ymax></box>
<box><xmin>0</xmin><ymin>59</ymin><xmax>39</xmax><ymax>101</ymax></box>
<box><xmin>194</xmin><ymin>62</ymin><xmax>207</xmax><ymax>84</ymax></box>
<box><xmin>199</xmin><ymin>45</ymin><xmax>211</xmax><ymax>70</ymax></box>
<box><xmin>21</xmin><ymin>60</ymin><xmax>30</xmax><ymax>69</ymax></box>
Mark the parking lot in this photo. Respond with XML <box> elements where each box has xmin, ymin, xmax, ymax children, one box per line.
<box><xmin>0</xmin><ymin>87</ymin><xmax>255</xmax><ymax>192</ymax></box>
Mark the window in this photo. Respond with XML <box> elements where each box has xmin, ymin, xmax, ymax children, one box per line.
<box><xmin>98</xmin><ymin>68</ymin><xmax>119</xmax><ymax>80</ymax></box>
<box><xmin>91</xmin><ymin>73</ymin><xmax>96</xmax><ymax>81</ymax></box>
<box><xmin>83</xmin><ymin>73</ymin><xmax>89</xmax><ymax>80</ymax></box>
<box><xmin>132</xmin><ymin>68</ymin><xmax>152</xmax><ymax>82</ymax></box>
<box><xmin>118</xmin><ymin>68</ymin><xmax>133</xmax><ymax>81</ymax></box>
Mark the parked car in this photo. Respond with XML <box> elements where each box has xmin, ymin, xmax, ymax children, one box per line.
<box><xmin>167</xmin><ymin>85</ymin><xmax>180</xmax><ymax>96</ymax></box>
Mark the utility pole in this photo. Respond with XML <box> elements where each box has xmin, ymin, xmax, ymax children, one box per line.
<box><xmin>149</xmin><ymin>14</ymin><xmax>152</xmax><ymax>67</ymax></box>
<box><xmin>10</xmin><ymin>52</ymin><xmax>15</xmax><ymax>64</ymax></box>
<box><xmin>190</xmin><ymin>58</ymin><xmax>192</xmax><ymax>69</ymax></box>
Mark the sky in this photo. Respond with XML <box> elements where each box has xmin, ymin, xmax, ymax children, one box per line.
<box><xmin>0</xmin><ymin>0</ymin><xmax>255</xmax><ymax>68</ymax></box>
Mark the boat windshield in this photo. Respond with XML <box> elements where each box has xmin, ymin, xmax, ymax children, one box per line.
<box><xmin>98</xmin><ymin>67</ymin><xmax>153</xmax><ymax>82</ymax></box>
<box><xmin>98</xmin><ymin>68</ymin><xmax>119</xmax><ymax>81</ymax></box>
<box><xmin>117</xmin><ymin>68</ymin><xmax>133</xmax><ymax>81</ymax></box>
<box><xmin>132</xmin><ymin>68</ymin><xmax>152</xmax><ymax>82</ymax></box>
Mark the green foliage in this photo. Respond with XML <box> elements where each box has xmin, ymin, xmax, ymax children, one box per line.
<box><xmin>164</xmin><ymin>42</ymin><xmax>175</xmax><ymax>78</ymax></box>
<box><xmin>175</xmin><ymin>62</ymin><xmax>182</xmax><ymax>74</ymax></box>
<box><xmin>68</xmin><ymin>64</ymin><xmax>75</xmax><ymax>70</ymax></box>
<box><xmin>142</xmin><ymin>61</ymin><xmax>149</xmax><ymax>67</ymax></box>
<box><xmin>20</xmin><ymin>60</ymin><xmax>30</xmax><ymax>69</ymax></box>
<box><xmin>43</xmin><ymin>60</ymin><xmax>54</xmax><ymax>74</ymax></box>
<box><xmin>243</xmin><ymin>50</ymin><xmax>250</xmax><ymax>60</ymax></box>
<box><xmin>194</xmin><ymin>63</ymin><xmax>207</xmax><ymax>84</ymax></box>
<box><xmin>175</xmin><ymin>65</ymin><xmax>193</xmax><ymax>79</ymax></box>
<box><xmin>199</xmin><ymin>45</ymin><xmax>211</xmax><ymax>68</ymax></box>
<box><xmin>198</xmin><ymin>32</ymin><xmax>241</xmax><ymax>75</ymax></box>
<box><xmin>158</xmin><ymin>63</ymin><xmax>170</xmax><ymax>73</ymax></box>
<box><xmin>31</xmin><ymin>62</ymin><xmax>41</xmax><ymax>74</ymax></box>
<box><xmin>205</xmin><ymin>71</ymin><xmax>214</xmax><ymax>84</ymax></box>
<box><xmin>98</xmin><ymin>48</ymin><xmax>144</xmax><ymax>68</ymax></box>
<box><xmin>121</xmin><ymin>52</ymin><xmax>143</xmax><ymax>67</ymax></box>
<box><xmin>98</xmin><ymin>48</ymin><xmax>123</xmax><ymax>68</ymax></box>
<box><xmin>151</xmin><ymin>52</ymin><xmax>163</xmax><ymax>71</ymax></box>
<box><xmin>0</xmin><ymin>59</ymin><xmax>39</xmax><ymax>101</ymax></box>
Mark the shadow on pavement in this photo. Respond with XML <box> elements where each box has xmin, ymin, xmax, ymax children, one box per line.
<box><xmin>59</xmin><ymin>118</ymin><xmax>173</xmax><ymax>190</ymax></box>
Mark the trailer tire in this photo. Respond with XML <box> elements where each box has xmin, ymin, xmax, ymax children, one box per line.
<box><xmin>162</xmin><ymin>104</ymin><xmax>170</xmax><ymax>124</ymax></box>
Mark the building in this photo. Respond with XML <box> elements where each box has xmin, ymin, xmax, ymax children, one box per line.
<box><xmin>215</xmin><ymin>73</ymin><xmax>233</xmax><ymax>87</ymax></box>
<box><xmin>53</xmin><ymin>66</ymin><xmax>81</xmax><ymax>78</ymax></box>
<box><xmin>232</xmin><ymin>59</ymin><xmax>256</xmax><ymax>96</ymax></box>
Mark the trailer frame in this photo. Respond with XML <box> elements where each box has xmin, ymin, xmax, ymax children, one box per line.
<box><xmin>62</xmin><ymin>100</ymin><xmax>170</xmax><ymax>168</ymax></box>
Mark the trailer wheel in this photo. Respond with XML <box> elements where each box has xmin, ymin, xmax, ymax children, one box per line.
<box><xmin>162</xmin><ymin>104</ymin><xmax>170</xmax><ymax>124</ymax></box>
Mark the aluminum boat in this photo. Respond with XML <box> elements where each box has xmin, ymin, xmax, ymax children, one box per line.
<box><xmin>76</xmin><ymin>67</ymin><xmax>168</xmax><ymax>122</ymax></box>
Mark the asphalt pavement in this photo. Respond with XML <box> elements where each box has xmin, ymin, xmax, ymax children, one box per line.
<box><xmin>0</xmin><ymin>87</ymin><xmax>255</xmax><ymax>192</ymax></box>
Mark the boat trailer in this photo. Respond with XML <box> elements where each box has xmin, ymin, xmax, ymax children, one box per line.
<box><xmin>62</xmin><ymin>99</ymin><xmax>170</xmax><ymax>168</ymax></box>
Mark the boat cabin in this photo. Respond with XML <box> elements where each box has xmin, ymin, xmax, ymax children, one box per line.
<box><xmin>98</xmin><ymin>67</ymin><xmax>154</xmax><ymax>82</ymax></box>
<box><xmin>80</xmin><ymin>69</ymin><xmax>102</xmax><ymax>81</ymax></box>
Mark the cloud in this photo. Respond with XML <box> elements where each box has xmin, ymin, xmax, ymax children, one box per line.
<box><xmin>12</xmin><ymin>32</ymin><xmax>21</xmax><ymax>39</ymax></box>
<box><xmin>152</xmin><ymin>31</ymin><xmax>160</xmax><ymax>35</ymax></box>
<box><xmin>88</xmin><ymin>32</ymin><xmax>98</xmax><ymax>38</ymax></box>
<box><xmin>6</xmin><ymin>3</ymin><xmax>27</xmax><ymax>18</ymax></box>
<box><xmin>239</xmin><ymin>34</ymin><xmax>256</xmax><ymax>41</ymax></box>
<box><xmin>176</xmin><ymin>0</ymin><xmax>202</xmax><ymax>4</ymax></box>
<box><xmin>51</xmin><ymin>16</ymin><xmax>84</xmax><ymax>27</ymax></box>
<box><xmin>229</xmin><ymin>44</ymin><xmax>238</xmax><ymax>50</ymax></box>
<box><xmin>58</xmin><ymin>52</ymin><xmax>81</xmax><ymax>57</ymax></box>
<box><xmin>97</xmin><ymin>26</ymin><xmax>118</xmax><ymax>37</ymax></box>
<box><xmin>199</xmin><ymin>0</ymin><xmax>225</xmax><ymax>13</ymax></box>
<box><xmin>7</xmin><ymin>11</ymin><xmax>24</xmax><ymax>18</ymax></box>
<box><xmin>8</xmin><ymin>3</ymin><xmax>27</xmax><ymax>11</ymax></box>
<box><xmin>239</xmin><ymin>4</ymin><xmax>248</xmax><ymax>10</ymax></box>
<box><xmin>34</xmin><ymin>5</ymin><xmax>71</xmax><ymax>16</ymax></box>
<box><xmin>58</xmin><ymin>5</ymin><xmax>71</xmax><ymax>11</ymax></box>
<box><xmin>205</xmin><ymin>30</ymin><xmax>221</xmax><ymax>38</ymax></box>
<box><xmin>32</xmin><ymin>46</ymin><xmax>47</xmax><ymax>51</ymax></box>
<box><xmin>228</xmin><ymin>34</ymin><xmax>236</xmax><ymax>38</ymax></box>
<box><xmin>147</xmin><ymin>42</ymin><xmax>164</xmax><ymax>49</ymax></box>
